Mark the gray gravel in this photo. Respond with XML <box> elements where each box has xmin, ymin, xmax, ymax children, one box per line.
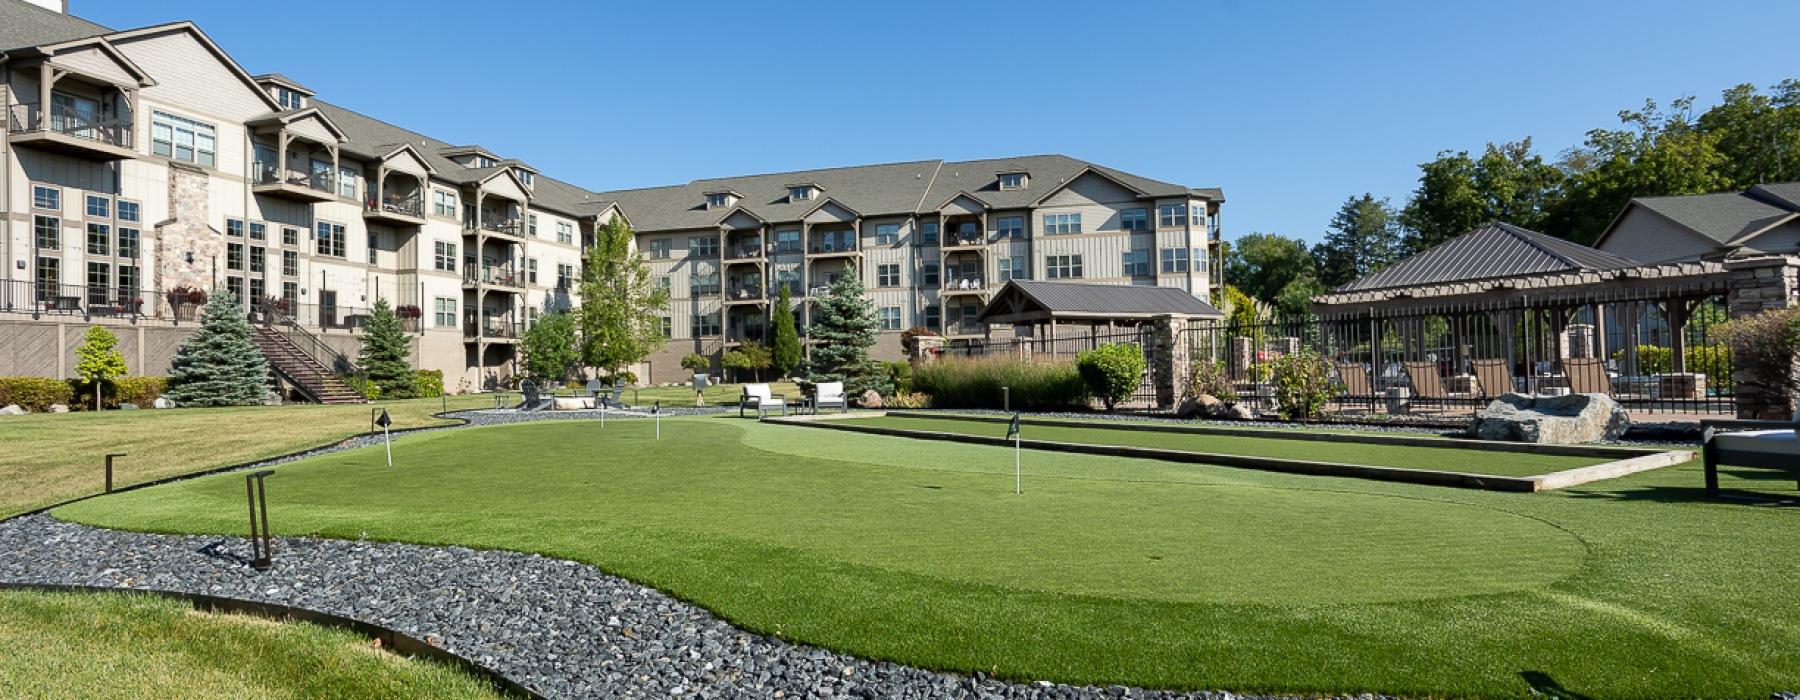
<box><xmin>1</xmin><ymin>514</ymin><xmax>1389</xmax><ymax>700</ymax></box>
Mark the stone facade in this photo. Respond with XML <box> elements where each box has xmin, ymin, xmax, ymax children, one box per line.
<box><xmin>154</xmin><ymin>163</ymin><xmax>224</xmax><ymax>313</ymax></box>
<box><xmin>1724</xmin><ymin>255</ymin><xmax>1800</xmax><ymax>419</ymax></box>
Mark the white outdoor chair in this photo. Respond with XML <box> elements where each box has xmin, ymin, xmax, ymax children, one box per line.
<box><xmin>740</xmin><ymin>383</ymin><xmax>787</xmax><ymax>418</ymax></box>
<box><xmin>813</xmin><ymin>381</ymin><xmax>848</xmax><ymax>414</ymax></box>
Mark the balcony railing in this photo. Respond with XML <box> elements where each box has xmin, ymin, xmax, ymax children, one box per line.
<box><xmin>466</xmin><ymin>218</ymin><xmax>524</xmax><ymax>236</ymax></box>
<box><xmin>8</xmin><ymin>103</ymin><xmax>134</xmax><ymax>148</ymax></box>
<box><xmin>943</xmin><ymin>277</ymin><xmax>988</xmax><ymax>292</ymax></box>
<box><xmin>808</xmin><ymin>238</ymin><xmax>857</xmax><ymax>254</ymax></box>
<box><xmin>727</xmin><ymin>328</ymin><xmax>768</xmax><ymax>344</ymax></box>
<box><xmin>366</xmin><ymin>192</ymin><xmax>425</xmax><ymax>219</ymax></box>
<box><xmin>943</xmin><ymin>321</ymin><xmax>986</xmax><ymax>336</ymax></box>
<box><xmin>464</xmin><ymin>267</ymin><xmax>524</xmax><ymax>288</ymax></box>
<box><xmin>943</xmin><ymin>233</ymin><xmax>986</xmax><ymax>248</ymax></box>
<box><xmin>465</xmin><ymin>321</ymin><xmax>523</xmax><ymax>339</ymax></box>
<box><xmin>253</xmin><ymin>161</ymin><xmax>334</xmax><ymax>193</ymax></box>
<box><xmin>725</xmin><ymin>286</ymin><xmax>766</xmax><ymax>301</ymax></box>
<box><xmin>724</xmin><ymin>244</ymin><xmax>766</xmax><ymax>261</ymax></box>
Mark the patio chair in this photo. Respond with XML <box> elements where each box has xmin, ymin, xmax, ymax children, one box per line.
<box><xmin>740</xmin><ymin>382</ymin><xmax>787</xmax><ymax>418</ymax></box>
<box><xmin>1563</xmin><ymin>357</ymin><xmax>1612</xmax><ymax>396</ymax></box>
<box><xmin>1403</xmin><ymin>361</ymin><xmax>1475</xmax><ymax>413</ymax></box>
<box><xmin>813</xmin><ymin>381</ymin><xmax>848</xmax><ymax>414</ymax></box>
<box><xmin>1335</xmin><ymin>362</ymin><xmax>1376</xmax><ymax>413</ymax></box>
<box><xmin>1470</xmin><ymin>358</ymin><xmax>1515</xmax><ymax>400</ymax></box>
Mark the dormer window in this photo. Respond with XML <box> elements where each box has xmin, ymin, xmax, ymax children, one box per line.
<box><xmin>474</xmin><ymin>156</ymin><xmax>496</xmax><ymax>168</ymax></box>
<box><xmin>518</xmin><ymin>170</ymin><xmax>534</xmax><ymax>185</ymax></box>
<box><xmin>707</xmin><ymin>193</ymin><xmax>730</xmax><ymax>208</ymax></box>
<box><xmin>275</xmin><ymin>87</ymin><xmax>304</xmax><ymax>110</ymax></box>
<box><xmin>999</xmin><ymin>173</ymin><xmax>1028</xmax><ymax>190</ymax></box>
<box><xmin>790</xmin><ymin>187</ymin><xmax>812</xmax><ymax>201</ymax></box>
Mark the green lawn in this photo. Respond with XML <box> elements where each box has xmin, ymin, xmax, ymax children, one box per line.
<box><xmin>0</xmin><ymin>590</ymin><xmax>504</xmax><ymax>700</ymax></box>
<box><xmin>50</xmin><ymin>416</ymin><xmax>1800</xmax><ymax>698</ymax></box>
<box><xmin>840</xmin><ymin>414</ymin><xmax>1608</xmax><ymax>477</ymax></box>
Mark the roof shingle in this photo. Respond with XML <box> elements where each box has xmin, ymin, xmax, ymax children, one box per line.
<box><xmin>1336</xmin><ymin>222</ymin><xmax>1640</xmax><ymax>293</ymax></box>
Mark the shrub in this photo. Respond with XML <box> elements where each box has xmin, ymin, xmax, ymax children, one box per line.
<box><xmin>1185</xmin><ymin>359</ymin><xmax>1239</xmax><ymax>402</ymax></box>
<box><xmin>414</xmin><ymin>369</ymin><xmax>445</xmax><ymax>398</ymax></box>
<box><xmin>680</xmin><ymin>353</ymin><xmax>711</xmax><ymax>373</ymax></box>
<box><xmin>1611</xmin><ymin>344</ymin><xmax>1736</xmax><ymax>391</ymax></box>
<box><xmin>0</xmin><ymin>377</ymin><xmax>76</xmax><ymax>412</ymax></box>
<box><xmin>888</xmin><ymin>361</ymin><xmax>913</xmax><ymax>395</ymax></box>
<box><xmin>914</xmin><ymin>356</ymin><xmax>1090</xmax><ymax>411</ymax></box>
<box><xmin>884</xmin><ymin>392</ymin><xmax>932</xmax><ymax>409</ymax></box>
<box><xmin>1268</xmin><ymin>348</ymin><xmax>1338</xmax><ymax>420</ymax></box>
<box><xmin>1717</xmin><ymin>307</ymin><xmax>1800</xmax><ymax>415</ymax></box>
<box><xmin>114</xmin><ymin>377</ymin><xmax>168</xmax><ymax>406</ymax></box>
<box><xmin>1076</xmin><ymin>343</ymin><xmax>1147</xmax><ymax>411</ymax></box>
<box><xmin>899</xmin><ymin>326</ymin><xmax>940</xmax><ymax>354</ymax></box>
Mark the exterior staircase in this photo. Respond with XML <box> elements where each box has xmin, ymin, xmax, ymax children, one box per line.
<box><xmin>249</xmin><ymin>324</ymin><xmax>368</xmax><ymax>404</ymax></box>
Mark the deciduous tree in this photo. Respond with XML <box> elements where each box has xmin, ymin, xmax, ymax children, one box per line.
<box><xmin>578</xmin><ymin>217</ymin><xmax>669</xmax><ymax>377</ymax></box>
<box><xmin>74</xmin><ymin>325</ymin><xmax>128</xmax><ymax>411</ymax></box>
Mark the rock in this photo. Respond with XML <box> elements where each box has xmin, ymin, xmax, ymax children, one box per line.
<box><xmin>0</xmin><ymin>405</ymin><xmax>25</xmax><ymax>416</ymax></box>
<box><xmin>1200</xmin><ymin>395</ymin><xmax>1232</xmax><ymax>418</ymax></box>
<box><xmin>120</xmin><ymin>403</ymin><xmax>140</xmax><ymax>410</ymax></box>
<box><xmin>263</xmin><ymin>390</ymin><xmax>284</xmax><ymax>406</ymax></box>
<box><xmin>153</xmin><ymin>397</ymin><xmax>175</xmax><ymax>409</ymax></box>
<box><xmin>1176</xmin><ymin>394</ymin><xmax>1225</xmax><ymax>419</ymax></box>
<box><xmin>49</xmin><ymin>404</ymin><xmax>69</xmax><ymax>414</ymax></box>
<box><xmin>858</xmin><ymin>390</ymin><xmax>883</xmax><ymax>409</ymax></box>
<box><xmin>1475</xmin><ymin>392</ymin><xmax>1630</xmax><ymax>444</ymax></box>
<box><xmin>1226</xmin><ymin>403</ymin><xmax>1257</xmax><ymax>421</ymax></box>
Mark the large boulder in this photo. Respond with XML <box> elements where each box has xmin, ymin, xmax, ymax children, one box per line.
<box><xmin>1474</xmin><ymin>392</ymin><xmax>1630</xmax><ymax>444</ymax></box>
<box><xmin>0</xmin><ymin>404</ymin><xmax>25</xmax><ymax>416</ymax></box>
<box><xmin>859</xmin><ymin>390</ymin><xmax>883</xmax><ymax>409</ymax></box>
<box><xmin>1175</xmin><ymin>394</ymin><xmax>1223</xmax><ymax>419</ymax></box>
<box><xmin>49</xmin><ymin>404</ymin><xmax>69</xmax><ymax>414</ymax></box>
<box><xmin>1226</xmin><ymin>403</ymin><xmax>1258</xmax><ymax>421</ymax></box>
<box><xmin>152</xmin><ymin>397</ymin><xmax>175</xmax><ymax>409</ymax></box>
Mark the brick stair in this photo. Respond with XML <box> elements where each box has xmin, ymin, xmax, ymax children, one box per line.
<box><xmin>249</xmin><ymin>326</ymin><xmax>367</xmax><ymax>404</ymax></box>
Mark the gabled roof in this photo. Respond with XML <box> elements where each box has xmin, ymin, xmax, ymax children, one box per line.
<box><xmin>1336</xmin><ymin>222</ymin><xmax>1640</xmax><ymax>293</ymax></box>
<box><xmin>1593</xmin><ymin>182</ymin><xmax>1800</xmax><ymax>252</ymax></box>
<box><xmin>0</xmin><ymin>0</ymin><xmax>110</xmax><ymax>51</ymax></box>
<box><xmin>1028</xmin><ymin>166</ymin><xmax>1149</xmax><ymax>206</ymax></box>
<box><xmin>252</xmin><ymin>72</ymin><xmax>313</xmax><ymax>96</ymax></box>
<box><xmin>101</xmin><ymin>21</ymin><xmax>283</xmax><ymax>112</ymax></box>
<box><xmin>245</xmin><ymin>106</ymin><xmax>347</xmax><ymax>142</ymax></box>
<box><xmin>975</xmin><ymin>279</ymin><xmax>1222</xmax><ymax>324</ymax></box>
<box><xmin>12</xmin><ymin>35</ymin><xmax>158</xmax><ymax>87</ymax></box>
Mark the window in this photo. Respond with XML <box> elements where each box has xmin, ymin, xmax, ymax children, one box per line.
<box><xmin>35</xmin><ymin>216</ymin><xmax>60</xmax><ymax>249</ymax></box>
<box><xmin>1123</xmin><ymin>249</ymin><xmax>1151</xmax><ymax>276</ymax></box>
<box><xmin>1042</xmin><ymin>213</ymin><xmax>1081</xmax><ymax>235</ymax></box>
<box><xmin>117</xmin><ymin>228</ymin><xmax>140</xmax><ymax>258</ymax></box>
<box><xmin>87</xmin><ymin>223</ymin><xmax>110</xmax><ymax>256</ymax></box>
<box><xmin>36</xmin><ymin>257</ymin><xmax>59</xmax><ymax>298</ymax></box>
<box><xmin>689</xmin><ymin>270</ymin><xmax>721</xmax><ymax>296</ymax></box>
<box><xmin>250</xmin><ymin>246</ymin><xmax>266</xmax><ymax>273</ymax></box>
<box><xmin>434</xmin><ymin>297</ymin><xmax>457</xmax><ymax>327</ymax></box>
<box><xmin>919</xmin><ymin>222</ymin><xmax>939</xmax><ymax>245</ymax></box>
<box><xmin>1160</xmin><ymin>248</ymin><xmax>1190</xmax><ymax>273</ymax></box>
<box><xmin>115</xmin><ymin>201</ymin><xmax>140</xmax><ymax>223</ymax></box>
<box><xmin>556</xmin><ymin>222</ymin><xmax>573</xmax><ymax>244</ymax></box>
<box><xmin>119</xmin><ymin>265</ymin><xmax>140</xmax><ymax>298</ymax></box>
<box><xmin>433</xmin><ymin>189</ymin><xmax>457</xmax><ymax>217</ymax></box>
<box><xmin>226</xmin><ymin>243</ymin><xmax>244</xmax><ymax>271</ymax></box>
<box><xmin>876</xmin><ymin>224</ymin><xmax>900</xmax><ymax>244</ymax></box>
<box><xmin>1122</xmin><ymin>208</ymin><xmax>1148</xmax><ymax>231</ymax></box>
<box><xmin>660</xmin><ymin>317</ymin><xmax>673</xmax><ymax>338</ymax></box>
<box><xmin>282</xmin><ymin>250</ymin><xmax>299</xmax><ymax>276</ymax></box>
<box><xmin>923</xmin><ymin>305</ymin><xmax>941</xmax><ymax>330</ymax></box>
<box><xmin>227</xmin><ymin>219</ymin><xmax>245</xmax><ymax>237</ymax></box>
<box><xmin>524</xmin><ymin>214</ymin><xmax>537</xmax><ymax>238</ymax></box>
<box><xmin>557</xmin><ymin>263</ymin><xmax>576</xmax><ymax>289</ymax></box>
<box><xmin>999</xmin><ymin>173</ymin><xmax>1027</xmax><ymax>190</ymax></box>
<box><xmin>367</xmin><ymin>233</ymin><xmax>379</xmax><ymax>264</ymax></box>
<box><xmin>527</xmin><ymin>258</ymin><xmax>539</xmax><ymax>284</ymax></box>
<box><xmin>86</xmin><ymin>262</ymin><xmax>109</xmax><ymax>302</ymax></box>
<box><xmin>789</xmin><ymin>186</ymin><xmax>812</xmax><ymax>201</ymax></box>
<box><xmin>249</xmin><ymin>222</ymin><xmax>266</xmax><ymax>241</ymax></box>
<box><xmin>1159</xmin><ymin>204</ymin><xmax>1188</xmax><ymax>228</ymax></box>
<box><xmin>649</xmin><ymin>239</ymin><xmax>671</xmax><ymax>259</ymax></box>
<box><xmin>996</xmin><ymin>217</ymin><xmax>1024</xmax><ymax>239</ymax></box>
<box><xmin>1192</xmin><ymin>204</ymin><xmax>1207</xmax><ymax>224</ymax></box>
<box><xmin>654</xmin><ymin>275</ymin><xmax>671</xmax><ymax>292</ymax></box>
<box><xmin>879</xmin><ymin>306</ymin><xmax>902</xmax><ymax>330</ymax></box>
<box><xmin>85</xmin><ymin>195</ymin><xmax>110</xmax><ymax>219</ymax></box>
<box><xmin>518</xmin><ymin>170</ymin><xmax>534</xmax><ymax>185</ymax></box>
<box><xmin>688</xmin><ymin>236</ymin><xmax>719</xmax><ymax>257</ymax></box>
<box><xmin>276</xmin><ymin>87</ymin><xmax>304</xmax><ymax>110</ymax></box>
<box><xmin>998</xmin><ymin>256</ymin><xmax>1026</xmax><ymax>282</ymax></box>
<box><xmin>151</xmin><ymin>111</ymin><xmax>216</xmax><ymax>167</ymax></box>
<box><xmin>776</xmin><ymin>269</ymin><xmax>801</xmax><ymax>295</ymax></box>
<box><xmin>250</xmin><ymin>278</ymin><xmax>266</xmax><ymax>305</ymax></box>
<box><xmin>877</xmin><ymin>263</ymin><xmax>901</xmax><ymax>287</ymax></box>
<box><xmin>282</xmin><ymin>227</ymin><xmax>299</xmax><ymax>246</ymax></box>
<box><xmin>775</xmin><ymin>230</ymin><xmax>800</xmax><ymax>252</ymax></box>
<box><xmin>338</xmin><ymin>166</ymin><xmax>358</xmax><ymax>198</ymax></box>
<box><xmin>316</xmin><ymin>221</ymin><xmax>346</xmax><ymax>258</ymax></box>
<box><xmin>1045</xmin><ymin>254</ymin><xmax>1083</xmax><ymax>279</ymax></box>
<box><xmin>706</xmin><ymin>193</ymin><xmax>730</xmax><ymax>209</ymax></box>
<box><xmin>921</xmin><ymin>262</ymin><xmax>940</xmax><ymax>286</ymax></box>
<box><xmin>692</xmin><ymin>311</ymin><xmax>721</xmax><ymax>336</ymax></box>
<box><xmin>33</xmin><ymin>185</ymin><xmax>60</xmax><ymax>211</ymax></box>
<box><xmin>283</xmin><ymin>281</ymin><xmax>299</xmax><ymax>310</ymax></box>
<box><xmin>227</xmin><ymin>276</ymin><xmax>244</xmax><ymax>302</ymax></box>
<box><xmin>816</xmin><ymin>230</ymin><xmax>855</xmax><ymax>252</ymax></box>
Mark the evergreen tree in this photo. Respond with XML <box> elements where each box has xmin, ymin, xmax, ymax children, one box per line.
<box><xmin>1312</xmin><ymin>194</ymin><xmax>1404</xmax><ymax>289</ymax></box>
<box><xmin>165</xmin><ymin>289</ymin><xmax>269</xmax><ymax>407</ymax></box>
<box><xmin>578</xmin><ymin>216</ymin><xmax>669</xmax><ymax>377</ymax></box>
<box><xmin>520</xmin><ymin>309</ymin><xmax>579</xmax><ymax>382</ymax></box>
<box><xmin>770</xmin><ymin>285</ymin><xmax>801</xmax><ymax>378</ymax></box>
<box><xmin>358</xmin><ymin>298</ymin><xmax>419</xmax><ymax>399</ymax></box>
<box><xmin>807</xmin><ymin>266</ymin><xmax>885</xmax><ymax>395</ymax></box>
<box><xmin>74</xmin><ymin>325</ymin><xmax>129</xmax><ymax>411</ymax></box>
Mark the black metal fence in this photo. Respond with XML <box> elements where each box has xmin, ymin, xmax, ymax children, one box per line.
<box><xmin>1185</xmin><ymin>292</ymin><xmax>1735</xmax><ymax>416</ymax></box>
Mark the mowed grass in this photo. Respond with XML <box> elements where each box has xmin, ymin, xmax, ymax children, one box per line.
<box><xmin>0</xmin><ymin>590</ymin><xmax>504</xmax><ymax>700</ymax></box>
<box><xmin>844</xmin><ymin>413</ymin><xmax>1608</xmax><ymax>477</ymax></box>
<box><xmin>53</xmin><ymin>417</ymin><xmax>1800</xmax><ymax>698</ymax></box>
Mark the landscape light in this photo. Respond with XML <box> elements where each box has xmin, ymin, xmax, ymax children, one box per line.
<box><xmin>245</xmin><ymin>470</ymin><xmax>275</xmax><ymax>571</ymax></box>
<box><xmin>104</xmin><ymin>453</ymin><xmax>127</xmax><ymax>493</ymax></box>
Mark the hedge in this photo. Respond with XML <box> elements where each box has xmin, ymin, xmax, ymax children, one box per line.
<box><xmin>0</xmin><ymin>377</ymin><xmax>76</xmax><ymax>412</ymax></box>
<box><xmin>67</xmin><ymin>377</ymin><xmax>172</xmax><ymax>410</ymax></box>
<box><xmin>913</xmin><ymin>356</ymin><xmax>1089</xmax><ymax>410</ymax></box>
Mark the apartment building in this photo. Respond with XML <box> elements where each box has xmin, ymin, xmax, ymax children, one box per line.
<box><xmin>0</xmin><ymin>0</ymin><xmax>1222</xmax><ymax>389</ymax></box>
<box><xmin>596</xmin><ymin>156</ymin><xmax>1223</xmax><ymax>382</ymax></box>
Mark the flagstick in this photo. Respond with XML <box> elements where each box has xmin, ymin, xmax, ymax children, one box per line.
<box><xmin>600</xmin><ymin>403</ymin><xmax>606</xmax><ymax>428</ymax></box>
<box><xmin>383</xmin><ymin>424</ymin><xmax>392</xmax><ymax>467</ymax></box>
<box><xmin>1015</xmin><ymin>434</ymin><xmax>1021</xmax><ymax>495</ymax></box>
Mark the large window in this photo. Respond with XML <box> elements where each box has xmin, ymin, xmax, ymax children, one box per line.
<box><xmin>227</xmin><ymin>219</ymin><xmax>244</xmax><ymax>237</ymax></box>
<box><xmin>227</xmin><ymin>242</ymin><xmax>244</xmax><ymax>271</ymax></box>
<box><xmin>879</xmin><ymin>306</ymin><xmax>902</xmax><ymax>330</ymax></box>
<box><xmin>1121</xmin><ymin>208</ymin><xmax>1148</xmax><ymax>231</ymax></box>
<box><xmin>434</xmin><ymin>297</ymin><xmax>457</xmax><ymax>327</ymax></box>
<box><xmin>1160</xmin><ymin>247</ymin><xmax>1189</xmax><ymax>273</ymax></box>
<box><xmin>119</xmin><ymin>266</ymin><xmax>140</xmax><ymax>298</ymax></box>
<box><xmin>1042</xmin><ymin>213</ymin><xmax>1081</xmax><ymax>235</ymax></box>
<box><xmin>117</xmin><ymin>201</ymin><xmax>141</xmax><ymax>223</ymax></box>
<box><xmin>85</xmin><ymin>194</ymin><xmax>110</xmax><ymax>219</ymax></box>
<box><xmin>775</xmin><ymin>230</ymin><xmax>800</xmax><ymax>252</ymax></box>
<box><xmin>86</xmin><ymin>262</ymin><xmax>109</xmax><ymax>303</ymax></box>
<box><xmin>776</xmin><ymin>269</ymin><xmax>800</xmax><ymax>295</ymax></box>
<box><xmin>556</xmin><ymin>222</ymin><xmax>573</xmax><ymax>244</ymax></box>
<box><xmin>996</xmin><ymin>217</ymin><xmax>1024</xmax><ymax>239</ymax></box>
<box><xmin>875</xmin><ymin>224</ymin><xmax>900</xmax><ymax>244</ymax></box>
<box><xmin>649</xmin><ymin>239</ymin><xmax>671</xmax><ymax>258</ymax></box>
<box><xmin>921</xmin><ymin>262</ymin><xmax>939</xmax><ymax>287</ymax></box>
<box><xmin>338</xmin><ymin>166</ymin><xmax>358</xmax><ymax>198</ymax></box>
<box><xmin>660</xmin><ymin>317</ymin><xmax>673</xmax><ymax>338</ymax></box>
<box><xmin>1158</xmin><ymin>204</ymin><xmax>1188</xmax><ymax>228</ymax></box>
<box><xmin>688</xmin><ymin>236</ymin><xmax>719</xmax><ymax>257</ymax></box>
<box><xmin>35</xmin><ymin>216</ymin><xmax>60</xmax><ymax>249</ymax></box>
<box><xmin>1123</xmin><ymin>249</ymin><xmax>1151</xmax><ymax>276</ymax></box>
<box><xmin>433</xmin><ymin>189</ymin><xmax>457</xmax><ymax>217</ymax></box>
<box><xmin>282</xmin><ymin>227</ymin><xmax>300</xmax><ymax>246</ymax></box>
<box><xmin>283</xmin><ymin>281</ymin><xmax>299</xmax><ymax>310</ymax></box>
<box><xmin>692</xmin><ymin>311</ymin><xmax>721</xmax><ymax>336</ymax></box>
<box><xmin>87</xmin><ymin>223</ymin><xmax>110</xmax><ymax>256</ymax></box>
<box><xmin>249</xmin><ymin>278</ymin><xmax>266</xmax><ymax>305</ymax></box>
<box><xmin>32</xmin><ymin>185</ymin><xmax>60</xmax><ymax>211</ymax></box>
<box><xmin>250</xmin><ymin>246</ymin><xmax>266</xmax><ymax>274</ymax></box>
<box><xmin>282</xmin><ymin>250</ymin><xmax>299</xmax><ymax>276</ymax></box>
<box><xmin>920</xmin><ymin>222</ymin><xmax>939</xmax><ymax>245</ymax></box>
<box><xmin>316</xmin><ymin>221</ymin><xmax>346</xmax><ymax>258</ymax></box>
<box><xmin>557</xmin><ymin>263</ymin><xmax>575</xmax><ymax>289</ymax></box>
<box><xmin>1045</xmin><ymin>254</ymin><xmax>1083</xmax><ymax>279</ymax></box>
<box><xmin>151</xmin><ymin>111</ymin><xmax>216</xmax><ymax>167</ymax></box>
<box><xmin>998</xmin><ymin>256</ymin><xmax>1026</xmax><ymax>282</ymax></box>
<box><xmin>117</xmin><ymin>228</ymin><xmax>140</xmax><ymax>259</ymax></box>
<box><xmin>923</xmin><ymin>305</ymin><xmax>941</xmax><ymax>330</ymax></box>
<box><xmin>249</xmin><ymin>222</ymin><xmax>266</xmax><ymax>241</ymax></box>
<box><xmin>36</xmin><ymin>257</ymin><xmax>59</xmax><ymax>298</ymax></box>
<box><xmin>877</xmin><ymin>263</ymin><xmax>901</xmax><ymax>287</ymax></box>
<box><xmin>690</xmin><ymin>270</ymin><xmax>721</xmax><ymax>296</ymax></box>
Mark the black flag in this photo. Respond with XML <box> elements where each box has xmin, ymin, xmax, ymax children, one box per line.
<box><xmin>375</xmin><ymin>409</ymin><xmax>391</xmax><ymax>428</ymax></box>
<box><xmin>1007</xmin><ymin>412</ymin><xmax>1021</xmax><ymax>439</ymax></box>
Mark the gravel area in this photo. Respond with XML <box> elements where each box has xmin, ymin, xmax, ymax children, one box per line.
<box><xmin>1</xmin><ymin>513</ymin><xmax>1381</xmax><ymax>700</ymax></box>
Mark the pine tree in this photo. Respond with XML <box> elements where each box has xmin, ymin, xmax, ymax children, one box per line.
<box><xmin>807</xmin><ymin>266</ymin><xmax>887</xmax><ymax>396</ymax></box>
<box><xmin>358</xmin><ymin>298</ymin><xmax>419</xmax><ymax>399</ymax></box>
<box><xmin>770</xmin><ymin>285</ymin><xmax>801</xmax><ymax>378</ymax></box>
<box><xmin>74</xmin><ymin>325</ymin><xmax>129</xmax><ymax>411</ymax></box>
<box><xmin>165</xmin><ymin>289</ymin><xmax>270</xmax><ymax>407</ymax></box>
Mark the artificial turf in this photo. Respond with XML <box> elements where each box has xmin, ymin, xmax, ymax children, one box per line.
<box><xmin>50</xmin><ymin>417</ymin><xmax>1800</xmax><ymax>698</ymax></box>
<box><xmin>836</xmin><ymin>413</ymin><xmax>1610</xmax><ymax>477</ymax></box>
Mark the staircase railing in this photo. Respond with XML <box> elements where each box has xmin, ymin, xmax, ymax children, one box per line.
<box><xmin>265</xmin><ymin>315</ymin><xmax>370</xmax><ymax>399</ymax></box>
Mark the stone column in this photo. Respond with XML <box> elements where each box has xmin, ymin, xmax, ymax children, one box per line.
<box><xmin>1150</xmin><ymin>314</ymin><xmax>1188</xmax><ymax>409</ymax></box>
<box><xmin>1232</xmin><ymin>336</ymin><xmax>1255</xmax><ymax>381</ymax></box>
<box><xmin>1725</xmin><ymin>255</ymin><xmax>1800</xmax><ymax>419</ymax></box>
<box><xmin>909</xmin><ymin>334</ymin><xmax>945</xmax><ymax>366</ymax></box>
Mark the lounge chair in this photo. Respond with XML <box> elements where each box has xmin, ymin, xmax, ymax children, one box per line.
<box><xmin>1471</xmin><ymin>358</ymin><xmax>1515</xmax><ymax>400</ymax></box>
<box><xmin>1403</xmin><ymin>361</ymin><xmax>1474</xmax><ymax>413</ymax></box>
<box><xmin>1702</xmin><ymin>417</ymin><xmax>1800</xmax><ymax>499</ymax></box>
<box><xmin>1563</xmin><ymin>358</ymin><xmax>1611</xmax><ymax>396</ymax></box>
<box><xmin>1335</xmin><ymin>362</ymin><xmax>1376</xmax><ymax>413</ymax></box>
<box><xmin>740</xmin><ymin>383</ymin><xmax>787</xmax><ymax>418</ymax></box>
<box><xmin>813</xmin><ymin>381</ymin><xmax>848</xmax><ymax>414</ymax></box>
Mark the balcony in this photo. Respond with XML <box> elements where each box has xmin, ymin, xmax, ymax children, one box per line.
<box><xmin>724</xmin><ymin>286</ymin><xmax>767</xmax><ymax>305</ymax></box>
<box><xmin>943</xmin><ymin>321</ymin><xmax>986</xmax><ymax>338</ymax></box>
<box><xmin>464</xmin><ymin>320</ymin><xmax>522</xmax><ymax>342</ymax></box>
<box><xmin>462</xmin><ymin>266</ymin><xmax>525</xmax><ymax>291</ymax></box>
<box><xmin>725</xmin><ymin>327</ymin><xmax>768</xmax><ymax>346</ymax></box>
<box><xmin>724</xmin><ymin>244</ymin><xmax>766</xmax><ymax>262</ymax></box>
<box><xmin>363</xmin><ymin>192</ymin><xmax>426</xmax><ymax>226</ymax></box>
<box><xmin>807</xmin><ymin>237</ymin><xmax>859</xmax><ymax>258</ymax></box>
<box><xmin>252</xmin><ymin>161</ymin><xmax>336</xmax><ymax>203</ymax></box>
<box><xmin>465</xmin><ymin>217</ymin><xmax>525</xmax><ymax>240</ymax></box>
<box><xmin>942</xmin><ymin>277</ymin><xmax>991</xmax><ymax>297</ymax></box>
<box><xmin>942</xmin><ymin>232</ymin><xmax>987</xmax><ymax>249</ymax></box>
<box><xmin>7</xmin><ymin>103</ymin><xmax>137</xmax><ymax>162</ymax></box>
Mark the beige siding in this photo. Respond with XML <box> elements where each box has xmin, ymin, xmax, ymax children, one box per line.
<box><xmin>804</xmin><ymin>201</ymin><xmax>856</xmax><ymax>224</ymax></box>
<box><xmin>479</xmin><ymin>174</ymin><xmax>528</xmax><ymax>204</ymax></box>
<box><xmin>51</xmin><ymin>46</ymin><xmax>139</xmax><ymax>86</ymax></box>
<box><xmin>1040</xmin><ymin>172</ymin><xmax>1140</xmax><ymax>208</ymax></box>
<box><xmin>1741</xmin><ymin>220</ymin><xmax>1800</xmax><ymax>256</ymax></box>
<box><xmin>111</xmin><ymin>29</ymin><xmax>273</xmax><ymax>122</ymax></box>
<box><xmin>285</xmin><ymin>115</ymin><xmax>335</xmax><ymax>145</ymax></box>
<box><xmin>1597</xmin><ymin>208</ymin><xmax>1722</xmax><ymax>263</ymax></box>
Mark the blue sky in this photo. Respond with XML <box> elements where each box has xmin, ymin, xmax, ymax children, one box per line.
<box><xmin>77</xmin><ymin>0</ymin><xmax>1800</xmax><ymax>244</ymax></box>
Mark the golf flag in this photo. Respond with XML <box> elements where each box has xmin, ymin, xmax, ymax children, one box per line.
<box><xmin>1009</xmin><ymin>412</ymin><xmax>1022</xmax><ymax>495</ymax></box>
<box><xmin>376</xmin><ymin>409</ymin><xmax>393</xmax><ymax>466</ymax></box>
<box><xmin>1006</xmin><ymin>413</ymin><xmax>1021</xmax><ymax>439</ymax></box>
